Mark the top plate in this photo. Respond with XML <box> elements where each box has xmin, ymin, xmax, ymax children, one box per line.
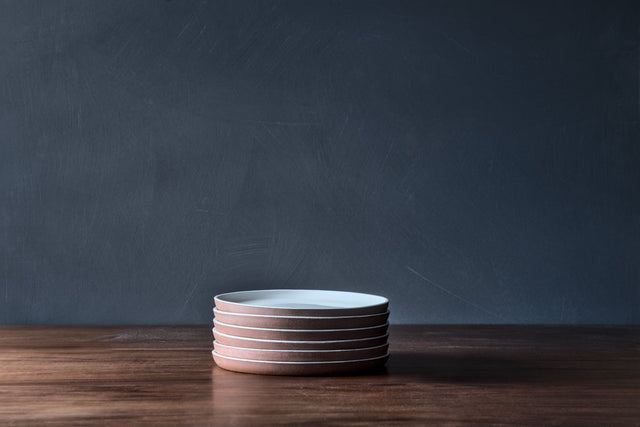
<box><xmin>214</xmin><ymin>289</ymin><xmax>389</xmax><ymax>316</ymax></box>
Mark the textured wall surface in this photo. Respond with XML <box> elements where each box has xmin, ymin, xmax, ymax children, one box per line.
<box><xmin>1</xmin><ymin>0</ymin><xmax>638</xmax><ymax>324</ymax></box>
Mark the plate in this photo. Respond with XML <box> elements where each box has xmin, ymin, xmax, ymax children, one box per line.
<box><xmin>213</xmin><ymin>319</ymin><xmax>388</xmax><ymax>341</ymax></box>
<box><xmin>214</xmin><ymin>289</ymin><xmax>388</xmax><ymax>316</ymax></box>
<box><xmin>213</xmin><ymin>328</ymin><xmax>389</xmax><ymax>350</ymax></box>
<box><xmin>212</xmin><ymin>351</ymin><xmax>389</xmax><ymax>375</ymax></box>
<box><xmin>213</xmin><ymin>341</ymin><xmax>389</xmax><ymax>362</ymax></box>
<box><xmin>213</xmin><ymin>308</ymin><xmax>389</xmax><ymax>330</ymax></box>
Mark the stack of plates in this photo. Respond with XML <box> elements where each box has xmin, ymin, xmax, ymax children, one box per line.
<box><xmin>212</xmin><ymin>289</ymin><xmax>390</xmax><ymax>375</ymax></box>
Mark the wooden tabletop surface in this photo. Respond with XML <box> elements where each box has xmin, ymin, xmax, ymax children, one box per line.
<box><xmin>0</xmin><ymin>325</ymin><xmax>638</xmax><ymax>425</ymax></box>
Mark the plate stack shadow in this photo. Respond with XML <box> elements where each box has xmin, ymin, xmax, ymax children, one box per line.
<box><xmin>212</xmin><ymin>290</ymin><xmax>390</xmax><ymax>375</ymax></box>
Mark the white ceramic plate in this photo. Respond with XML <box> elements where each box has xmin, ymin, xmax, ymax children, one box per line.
<box><xmin>212</xmin><ymin>350</ymin><xmax>389</xmax><ymax>375</ymax></box>
<box><xmin>212</xmin><ymin>328</ymin><xmax>389</xmax><ymax>350</ymax></box>
<box><xmin>214</xmin><ymin>289</ymin><xmax>388</xmax><ymax>316</ymax></box>
<box><xmin>213</xmin><ymin>319</ymin><xmax>389</xmax><ymax>341</ymax></box>
<box><xmin>213</xmin><ymin>308</ymin><xmax>389</xmax><ymax>330</ymax></box>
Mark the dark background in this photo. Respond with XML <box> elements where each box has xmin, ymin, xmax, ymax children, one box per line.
<box><xmin>1</xmin><ymin>0</ymin><xmax>638</xmax><ymax>325</ymax></box>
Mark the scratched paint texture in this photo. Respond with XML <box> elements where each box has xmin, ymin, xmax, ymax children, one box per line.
<box><xmin>0</xmin><ymin>0</ymin><xmax>638</xmax><ymax>324</ymax></box>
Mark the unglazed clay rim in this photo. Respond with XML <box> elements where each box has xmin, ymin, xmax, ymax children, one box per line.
<box><xmin>212</xmin><ymin>350</ymin><xmax>390</xmax><ymax>365</ymax></box>
<box><xmin>213</xmin><ymin>319</ymin><xmax>389</xmax><ymax>333</ymax></box>
<box><xmin>214</xmin><ymin>341</ymin><xmax>388</xmax><ymax>354</ymax></box>
<box><xmin>213</xmin><ymin>307</ymin><xmax>390</xmax><ymax>320</ymax></box>
<box><xmin>213</xmin><ymin>309</ymin><xmax>389</xmax><ymax>330</ymax></box>
<box><xmin>214</xmin><ymin>289</ymin><xmax>388</xmax><ymax>313</ymax></box>
<box><xmin>212</xmin><ymin>328</ymin><xmax>389</xmax><ymax>344</ymax></box>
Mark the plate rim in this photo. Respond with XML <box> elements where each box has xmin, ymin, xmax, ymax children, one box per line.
<box><xmin>212</xmin><ymin>327</ymin><xmax>389</xmax><ymax>344</ymax></box>
<box><xmin>214</xmin><ymin>289</ymin><xmax>388</xmax><ymax>312</ymax></box>
<box><xmin>214</xmin><ymin>340</ymin><xmax>388</xmax><ymax>354</ymax></box>
<box><xmin>213</xmin><ymin>307</ymin><xmax>389</xmax><ymax>320</ymax></box>
<box><xmin>213</xmin><ymin>319</ymin><xmax>389</xmax><ymax>333</ymax></box>
<box><xmin>212</xmin><ymin>349</ymin><xmax>390</xmax><ymax>365</ymax></box>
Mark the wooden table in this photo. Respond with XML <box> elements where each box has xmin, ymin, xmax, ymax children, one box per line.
<box><xmin>0</xmin><ymin>325</ymin><xmax>638</xmax><ymax>425</ymax></box>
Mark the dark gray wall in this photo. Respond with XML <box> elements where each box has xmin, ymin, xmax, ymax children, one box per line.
<box><xmin>1</xmin><ymin>0</ymin><xmax>638</xmax><ymax>325</ymax></box>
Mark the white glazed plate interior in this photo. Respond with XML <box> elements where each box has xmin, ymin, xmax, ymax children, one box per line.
<box><xmin>215</xmin><ymin>289</ymin><xmax>388</xmax><ymax>311</ymax></box>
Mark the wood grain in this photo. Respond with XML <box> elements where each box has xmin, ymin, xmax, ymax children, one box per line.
<box><xmin>0</xmin><ymin>325</ymin><xmax>638</xmax><ymax>425</ymax></box>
